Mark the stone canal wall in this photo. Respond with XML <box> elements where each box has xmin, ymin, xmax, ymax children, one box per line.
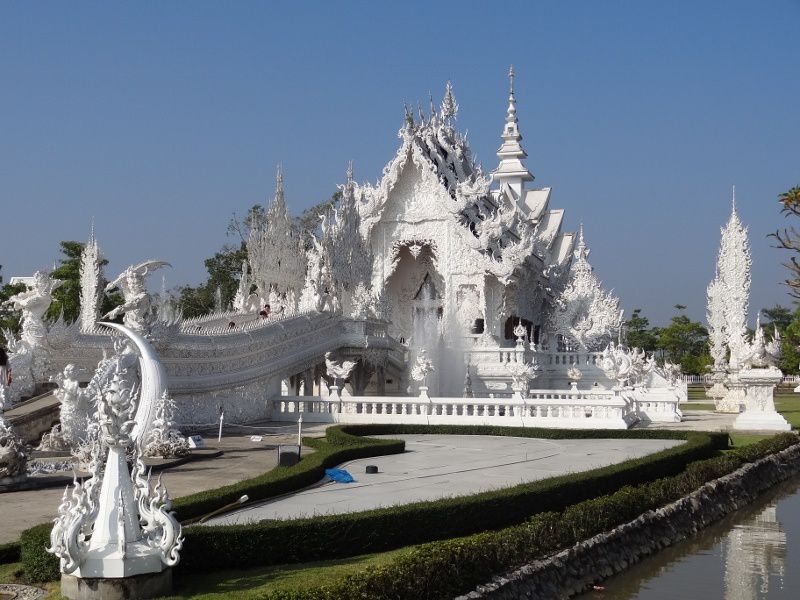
<box><xmin>460</xmin><ymin>443</ymin><xmax>800</xmax><ymax>600</ymax></box>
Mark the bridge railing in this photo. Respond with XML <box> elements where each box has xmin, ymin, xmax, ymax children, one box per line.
<box><xmin>272</xmin><ymin>390</ymin><xmax>637</xmax><ymax>429</ymax></box>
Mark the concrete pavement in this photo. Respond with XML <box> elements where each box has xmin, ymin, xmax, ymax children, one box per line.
<box><xmin>209</xmin><ymin>434</ymin><xmax>684</xmax><ymax>525</ymax></box>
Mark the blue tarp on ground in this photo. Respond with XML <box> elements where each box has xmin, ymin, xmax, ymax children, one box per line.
<box><xmin>325</xmin><ymin>468</ymin><xmax>355</xmax><ymax>483</ymax></box>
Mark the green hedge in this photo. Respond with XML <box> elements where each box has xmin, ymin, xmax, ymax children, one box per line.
<box><xmin>332</xmin><ymin>424</ymin><xmax>730</xmax><ymax>444</ymax></box>
<box><xmin>0</xmin><ymin>541</ymin><xmax>20</xmax><ymax>565</ymax></box>
<box><xmin>173</xmin><ymin>430</ymin><xmax>405</xmax><ymax>521</ymax></box>
<box><xmin>19</xmin><ymin>523</ymin><xmax>57</xmax><ymax>583</ymax></box>
<box><xmin>178</xmin><ymin>428</ymin><xmax>726</xmax><ymax>573</ymax></box>
<box><xmin>255</xmin><ymin>433</ymin><xmax>800</xmax><ymax>600</ymax></box>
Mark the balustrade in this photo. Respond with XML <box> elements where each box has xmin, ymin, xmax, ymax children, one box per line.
<box><xmin>271</xmin><ymin>388</ymin><xmax>638</xmax><ymax>429</ymax></box>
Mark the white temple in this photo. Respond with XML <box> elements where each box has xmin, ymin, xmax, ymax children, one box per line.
<box><xmin>6</xmin><ymin>69</ymin><xmax>685</xmax><ymax>430</ymax></box>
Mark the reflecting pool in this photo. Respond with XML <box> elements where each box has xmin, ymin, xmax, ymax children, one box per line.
<box><xmin>577</xmin><ymin>474</ymin><xmax>800</xmax><ymax>600</ymax></box>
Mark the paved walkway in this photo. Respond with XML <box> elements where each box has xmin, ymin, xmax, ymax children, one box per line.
<box><xmin>0</xmin><ymin>425</ymin><xmax>323</xmax><ymax>544</ymax></box>
<box><xmin>208</xmin><ymin>434</ymin><xmax>684</xmax><ymax>525</ymax></box>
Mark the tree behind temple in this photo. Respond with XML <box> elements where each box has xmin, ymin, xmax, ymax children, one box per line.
<box><xmin>657</xmin><ymin>305</ymin><xmax>711</xmax><ymax>375</ymax></box>
<box><xmin>623</xmin><ymin>308</ymin><xmax>660</xmax><ymax>353</ymax></box>
<box><xmin>772</xmin><ymin>186</ymin><xmax>800</xmax><ymax>297</ymax></box>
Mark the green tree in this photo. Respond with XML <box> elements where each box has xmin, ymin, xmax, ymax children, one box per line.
<box><xmin>296</xmin><ymin>191</ymin><xmax>340</xmax><ymax>247</ymax></box>
<box><xmin>761</xmin><ymin>305</ymin><xmax>792</xmax><ymax>337</ymax></box>
<box><xmin>657</xmin><ymin>306</ymin><xmax>711</xmax><ymax>375</ymax></box>
<box><xmin>623</xmin><ymin>308</ymin><xmax>660</xmax><ymax>353</ymax></box>
<box><xmin>177</xmin><ymin>245</ymin><xmax>248</xmax><ymax>318</ymax></box>
<box><xmin>771</xmin><ymin>186</ymin><xmax>800</xmax><ymax>298</ymax></box>
<box><xmin>771</xmin><ymin>305</ymin><xmax>800</xmax><ymax>375</ymax></box>
<box><xmin>46</xmin><ymin>241</ymin><xmax>84</xmax><ymax>322</ymax></box>
<box><xmin>0</xmin><ymin>281</ymin><xmax>27</xmax><ymax>347</ymax></box>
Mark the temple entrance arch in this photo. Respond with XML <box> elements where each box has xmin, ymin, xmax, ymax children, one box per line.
<box><xmin>384</xmin><ymin>242</ymin><xmax>447</xmax><ymax>394</ymax></box>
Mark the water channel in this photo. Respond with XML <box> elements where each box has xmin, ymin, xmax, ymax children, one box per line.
<box><xmin>577</xmin><ymin>474</ymin><xmax>800</xmax><ymax>600</ymax></box>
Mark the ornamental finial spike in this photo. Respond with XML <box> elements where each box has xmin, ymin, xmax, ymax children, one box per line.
<box><xmin>731</xmin><ymin>184</ymin><xmax>737</xmax><ymax>214</ymax></box>
<box><xmin>276</xmin><ymin>164</ymin><xmax>283</xmax><ymax>193</ymax></box>
<box><xmin>509</xmin><ymin>65</ymin><xmax>515</xmax><ymax>95</ymax></box>
<box><xmin>346</xmin><ymin>160</ymin><xmax>354</xmax><ymax>184</ymax></box>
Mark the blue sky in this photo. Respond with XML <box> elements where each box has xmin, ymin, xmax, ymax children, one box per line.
<box><xmin>1</xmin><ymin>1</ymin><xmax>798</xmax><ymax>325</ymax></box>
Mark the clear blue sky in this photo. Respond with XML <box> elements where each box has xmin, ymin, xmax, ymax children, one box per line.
<box><xmin>1</xmin><ymin>1</ymin><xmax>798</xmax><ymax>326</ymax></box>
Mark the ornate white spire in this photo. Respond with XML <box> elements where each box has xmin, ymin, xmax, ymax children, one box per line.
<box><xmin>246</xmin><ymin>166</ymin><xmax>306</xmax><ymax>307</ymax></box>
<box><xmin>548</xmin><ymin>228</ymin><xmax>623</xmax><ymax>350</ymax></box>
<box><xmin>440</xmin><ymin>80</ymin><xmax>459</xmax><ymax>123</ymax></box>
<box><xmin>707</xmin><ymin>274</ymin><xmax>727</xmax><ymax>369</ymax></box>
<box><xmin>716</xmin><ymin>191</ymin><xmax>752</xmax><ymax>370</ymax></box>
<box><xmin>79</xmin><ymin>222</ymin><xmax>102</xmax><ymax>333</ymax></box>
<box><xmin>275</xmin><ymin>164</ymin><xmax>285</xmax><ymax>207</ymax></box>
<box><xmin>492</xmin><ymin>66</ymin><xmax>534</xmax><ymax>196</ymax></box>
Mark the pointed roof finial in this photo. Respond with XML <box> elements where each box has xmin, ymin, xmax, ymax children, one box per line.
<box><xmin>492</xmin><ymin>66</ymin><xmax>534</xmax><ymax>187</ymax></box>
<box><xmin>346</xmin><ymin>160</ymin><xmax>354</xmax><ymax>185</ymax></box>
<box><xmin>89</xmin><ymin>217</ymin><xmax>96</xmax><ymax>245</ymax></box>
<box><xmin>429</xmin><ymin>91</ymin><xmax>436</xmax><ymax>120</ymax></box>
<box><xmin>403</xmin><ymin>103</ymin><xmax>414</xmax><ymax>128</ymax></box>
<box><xmin>574</xmin><ymin>223</ymin><xmax>590</xmax><ymax>261</ymax></box>
<box><xmin>441</xmin><ymin>80</ymin><xmax>458</xmax><ymax>122</ymax></box>
<box><xmin>731</xmin><ymin>184</ymin><xmax>737</xmax><ymax>214</ymax></box>
<box><xmin>274</xmin><ymin>164</ymin><xmax>285</xmax><ymax>205</ymax></box>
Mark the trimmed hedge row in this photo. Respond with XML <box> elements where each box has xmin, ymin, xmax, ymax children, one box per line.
<box><xmin>178</xmin><ymin>428</ymin><xmax>726</xmax><ymax>573</ymax></box>
<box><xmin>19</xmin><ymin>523</ymin><xmax>55</xmax><ymax>583</ymax></box>
<box><xmin>331</xmin><ymin>424</ymin><xmax>729</xmax><ymax>443</ymax></box>
<box><xmin>173</xmin><ymin>430</ymin><xmax>405</xmax><ymax>521</ymax></box>
<box><xmin>255</xmin><ymin>432</ymin><xmax>800</xmax><ymax>600</ymax></box>
<box><xmin>0</xmin><ymin>540</ymin><xmax>20</xmax><ymax>565</ymax></box>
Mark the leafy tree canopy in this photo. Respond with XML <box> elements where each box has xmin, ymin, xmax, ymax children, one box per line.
<box><xmin>771</xmin><ymin>186</ymin><xmax>800</xmax><ymax>298</ymax></box>
<box><xmin>656</xmin><ymin>305</ymin><xmax>711</xmax><ymax>375</ymax></box>
<box><xmin>623</xmin><ymin>308</ymin><xmax>660</xmax><ymax>353</ymax></box>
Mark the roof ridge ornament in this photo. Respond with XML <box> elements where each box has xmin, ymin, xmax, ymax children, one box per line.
<box><xmin>492</xmin><ymin>66</ymin><xmax>534</xmax><ymax>189</ymax></box>
<box><xmin>441</xmin><ymin>80</ymin><xmax>459</xmax><ymax>123</ymax></box>
<box><xmin>275</xmin><ymin>164</ymin><xmax>285</xmax><ymax>205</ymax></box>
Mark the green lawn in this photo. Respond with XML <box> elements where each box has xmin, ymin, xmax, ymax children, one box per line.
<box><xmin>0</xmin><ymin>552</ymin><xmax>414</xmax><ymax>600</ymax></box>
<box><xmin>0</xmin><ymin>562</ymin><xmax>61</xmax><ymax>599</ymax></box>
<box><xmin>685</xmin><ymin>385</ymin><xmax>800</xmax><ymax>430</ymax></box>
<box><xmin>163</xmin><ymin>549</ymin><xmax>411</xmax><ymax>599</ymax></box>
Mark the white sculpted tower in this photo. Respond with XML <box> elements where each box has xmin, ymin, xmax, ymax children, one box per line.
<box><xmin>548</xmin><ymin>226</ymin><xmax>623</xmax><ymax>350</ymax></box>
<box><xmin>717</xmin><ymin>190</ymin><xmax>751</xmax><ymax>411</ymax></box>
<box><xmin>718</xmin><ymin>190</ymin><xmax>751</xmax><ymax>369</ymax></box>
<box><xmin>247</xmin><ymin>166</ymin><xmax>307</xmax><ymax>312</ymax></box>
<box><xmin>79</xmin><ymin>224</ymin><xmax>103</xmax><ymax>333</ymax></box>
<box><xmin>706</xmin><ymin>275</ymin><xmax>729</xmax><ymax>403</ymax></box>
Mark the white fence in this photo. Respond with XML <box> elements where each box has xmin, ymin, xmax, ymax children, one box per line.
<box><xmin>681</xmin><ymin>374</ymin><xmax>800</xmax><ymax>385</ymax></box>
<box><xmin>273</xmin><ymin>390</ymin><xmax>642</xmax><ymax>429</ymax></box>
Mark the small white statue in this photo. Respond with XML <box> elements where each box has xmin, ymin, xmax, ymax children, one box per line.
<box><xmin>410</xmin><ymin>349</ymin><xmax>435</xmax><ymax>385</ymax></box>
<box><xmin>740</xmin><ymin>315</ymin><xmax>781</xmax><ymax>371</ymax></box>
<box><xmin>600</xmin><ymin>342</ymin><xmax>633</xmax><ymax>387</ymax></box>
<box><xmin>566</xmin><ymin>366</ymin><xmax>583</xmax><ymax>382</ymax></box>
<box><xmin>143</xmin><ymin>391</ymin><xmax>189</xmax><ymax>458</ymax></box>
<box><xmin>104</xmin><ymin>260</ymin><xmax>170</xmax><ymax>334</ymax></box>
<box><xmin>6</xmin><ymin>270</ymin><xmax>63</xmax><ymax>348</ymax></box>
<box><xmin>40</xmin><ymin>364</ymin><xmax>90</xmax><ymax>451</ymax></box>
<box><xmin>325</xmin><ymin>352</ymin><xmax>357</xmax><ymax>387</ymax></box>
<box><xmin>506</xmin><ymin>358</ymin><xmax>540</xmax><ymax>398</ymax></box>
<box><xmin>0</xmin><ymin>416</ymin><xmax>28</xmax><ymax>480</ymax></box>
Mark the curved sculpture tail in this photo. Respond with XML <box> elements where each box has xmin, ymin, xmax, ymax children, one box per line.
<box><xmin>99</xmin><ymin>322</ymin><xmax>168</xmax><ymax>447</ymax></box>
